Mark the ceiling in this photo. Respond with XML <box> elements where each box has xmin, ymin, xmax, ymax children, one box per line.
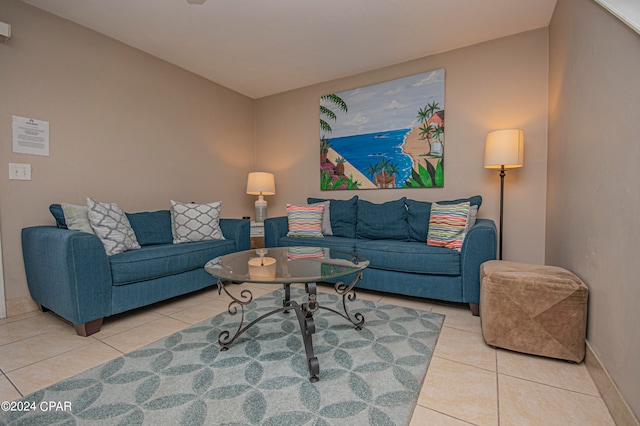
<box><xmin>22</xmin><ymin>0</ymin><xmax>558</xmax><ymax>99</ymax></box>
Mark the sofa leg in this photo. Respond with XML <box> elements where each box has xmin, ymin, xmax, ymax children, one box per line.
<box><xmin>74</xmin><ymin>318</ymin><xmax>104</xmax><ymax>337</ymax></box>
<box><xmin>469</xmin><ymin>303</ymin><xmax>479</xmax><ymax>316</ymax></box>
<box><xmin>38</xmin><ymin>304</ymin><xmax>50</xmax><ymax>313</ymax></box>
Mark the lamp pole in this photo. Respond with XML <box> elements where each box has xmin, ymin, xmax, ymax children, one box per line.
<box><xmin>484</xmin><ymin>129</ymin><xmax>524</xmax><ymax>262</ymax></box>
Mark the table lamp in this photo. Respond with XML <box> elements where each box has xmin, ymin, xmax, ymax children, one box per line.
<box><xmin>484</xmin><ymin>129</ymin><xmax>524</xmax><ymax>260</ymax></box>
<box><xmin>246</xmin><ymin>172</ymin><xmax>276</xmax><ymax>222</ymax></box>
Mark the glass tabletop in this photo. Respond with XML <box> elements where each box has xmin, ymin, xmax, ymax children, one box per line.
<box><xmin>205</xmin><ymin>246</ymin><xmax>369</xmax><ymax>284</ymax></box>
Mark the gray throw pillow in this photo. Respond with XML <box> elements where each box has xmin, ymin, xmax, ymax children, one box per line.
<box><xmin>171</xmin><ymin>200</ymin><xmax>225</xmax><ymax>244</ymax></box>
<box><xmin>87</xmin><ymin>197</ymin><xmax>141</xmax><ymax>256</ymax></box>
<box><xmin>61</xmin><ymin>203</ymin><xmax>94</xmax><ymax>234</ymax></box>
<box><xmin>309</xmin><ymin>200</ymin><xmax>332</xmax><ymax>236</ymax></box>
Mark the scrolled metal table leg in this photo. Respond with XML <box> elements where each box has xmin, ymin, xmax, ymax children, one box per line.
<box><xmin>217</xmin><ymin>279</ymin><xmax>253</xmax><ymax>350</ymax></box>
<box><xmin>283</xmin><ymin>283</ymin><xmax>291</xmax><ymax>313</ymax></box>
<box><xmin>292</xmin><ymin>282</ymin><xmax>320</xmax><ymax>382</ymax></box>
<box><xmin>217</xmin><ymin>280</ymin><xmax>297</xmax><ymax>351</ymax></box>
<box><xmin>319</xmin><ymin>272</ymin><xmax>365</xmax><ymax>329</ymax></box>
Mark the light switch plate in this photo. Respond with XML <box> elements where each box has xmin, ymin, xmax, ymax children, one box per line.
<box><xmin>9</xmin><ymin>163</ymin><xmax>31</xmax><ymax>180</ymax></box>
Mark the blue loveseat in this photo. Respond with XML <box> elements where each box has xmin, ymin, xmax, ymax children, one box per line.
<box><xmin>22</xmin><ymin>206</ymin><xmax>250</xmax><ymax>336</ymax></box>
<box><xmin>265</xmin><ymin>196</ymin><xmax>497</xmax><ymax>315</ymax></box>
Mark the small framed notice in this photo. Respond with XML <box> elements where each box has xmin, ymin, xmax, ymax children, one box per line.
<box><xmin>12</xmin><ymin>115</ymin><xmax>49</xmax><ymax>156</ymax></box>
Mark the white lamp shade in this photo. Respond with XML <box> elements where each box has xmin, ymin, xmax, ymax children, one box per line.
<box><xmin>246</xmin><ymin>172</ymin><xmax>276</xmax><ymax>195</ymax></box>
<box><xmin>484</xmin><ymin>129</ymin><xmax>524</xmax><ymax>169</ymax></box>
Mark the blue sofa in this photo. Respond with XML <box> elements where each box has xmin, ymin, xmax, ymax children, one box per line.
<box><xmin>22</xmin><ymin>207</ymin><xmax>250</xmax><ymax>336</ymax></box>
<box><xmin>265</xmin><ymin>196</ymin><xmax>497</xmax><ymax>315</ymax></box>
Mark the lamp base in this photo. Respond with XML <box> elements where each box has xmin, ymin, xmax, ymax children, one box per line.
<box><xmin>255</xmin><ymin>196</ymin><xmax>267</xmax><ymax>222</ymax></box>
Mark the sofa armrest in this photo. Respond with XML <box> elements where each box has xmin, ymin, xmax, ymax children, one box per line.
<box><xmin>220</xmin><ymin>218</ymin><xmax>250</xmax><ymax>251</ymax></box>
<box><xmin>460</xmin><ymin>219</ymin><xmax>497</xmax><ymax>304</ymax></box>
<box><xmin>264</xmin><ymin>216</ymin><xmax>288</xmax><ymax>248</ymax></box>
<box><xmin>21</xmin><ymin>226</ymin><xmax>113</xmax><ymax>325</ymax></box>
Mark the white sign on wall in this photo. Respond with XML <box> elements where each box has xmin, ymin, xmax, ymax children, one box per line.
<box><xmin>12</xmin><ymin>115</ymin><xmax>49</xmax><ymax>156</ymax></box>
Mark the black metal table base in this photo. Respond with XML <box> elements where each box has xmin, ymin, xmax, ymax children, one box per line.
<box><xmin>216</xmin><ymin>272</ymin><xmax>364</xmax><ymax>382</ymax></box>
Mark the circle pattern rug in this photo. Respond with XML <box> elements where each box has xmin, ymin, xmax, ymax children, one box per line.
<box><xmin>1</xmin><ymin>286</ymin><xmax>444</xmax><ymax>425</ymax></box>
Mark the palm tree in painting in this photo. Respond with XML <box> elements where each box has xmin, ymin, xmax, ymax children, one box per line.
<box><xmin>415</xmin><ymin>100</ymin><xmax>444</xmax><ymax>157</ymax></box>
<box><xmin>320</xmin><ymin>94</ymin><xmax>348</xmax><ymax>135</ymax></box>
<box><xmin>431</xmin><ymin>124</ymin><xmax>444</xmax><ymax>142</ymax></box>
<box><xmin>417</xmin><ymin>105</ymin><xmax>430</xmax><ymax>125</ymax></box>
<box><xmin>364</xmin><ymin>162</ymin><xmax>381</xmax><ymax>182</ymax></box>
<box><xmin>417</xmin><ymin>101</ymin><xmax>441</xmax><ymax>141</ymax></box>
<box><xmin>426</xmin><ymin>101</ymin><xmax>440</xmax><ymax>118</ymax></box>
<box><xmin>374</xmin><ymin>158</ymin><xmax>397</xmax><ymax>189</ymax></box>
<box><xmin>320</xmin><ymin>93</ymin><xmax>348</xmax><ymax>170</ymax></box>
<box><xmin>385</xmin><ymin>162</ymin><xmax>400</xmax><ymax>188</ymax></box>
<box><xmin>419</xmin><ymin>123</ymin><xmax>434</xmax><ymax>140</ymax></box>
<box><xmin>386</xmin><ymin>162</ymin><xmax>399</xmax><ymax>177</ymax></box>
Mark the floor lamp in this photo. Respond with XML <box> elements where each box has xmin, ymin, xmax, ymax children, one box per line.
<box><xmin>484</xmin><ymin>129</ymin><xmax>524</xmax><ymax>260</ymax></box>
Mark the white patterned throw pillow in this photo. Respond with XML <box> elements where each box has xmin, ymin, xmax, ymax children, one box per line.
<box><xmin>87</xmin><ymin>197</ymin><xmax>141</xmax><ymax>256</ymax></box>
<box><xmin>171</xmin><ymin>200</ymin><xmax>225</xmax><ymax>244</ymax></box>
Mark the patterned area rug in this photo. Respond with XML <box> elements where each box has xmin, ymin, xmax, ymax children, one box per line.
<box><xmin>1</xmin><ymin>287</ymin><xmax>443</xmax><ymax>425</ymax></box>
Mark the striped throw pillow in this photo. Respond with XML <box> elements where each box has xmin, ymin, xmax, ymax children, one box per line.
<box><xmin>426</xmin><ymin>202</ymin><xmax>471</xmax><ymax>251</ymax></box>
<box><xmin>287</xmin><ymin>204</ymin><xmax>324</xmax><ymax>238</ymax></box>
<box><xmin>287</xmin><ymin>246</ymin><xmax>325</xmax><ymax>259</ymax></box>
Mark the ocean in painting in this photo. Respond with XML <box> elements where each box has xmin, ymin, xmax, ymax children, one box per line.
<box><xmin>328</xmin><ymin>128</ymin><xmax>413</xmax><ymax>186</ymax></box>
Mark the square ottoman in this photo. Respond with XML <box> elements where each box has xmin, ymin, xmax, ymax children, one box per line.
<box><xmin>480</xmin><ymin>260</ymin><xmax>588</xmax><ymax>362</ymax></box>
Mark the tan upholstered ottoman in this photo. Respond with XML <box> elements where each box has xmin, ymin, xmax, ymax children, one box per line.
<box><xmin>480</xmin><ymin>260</ymin><xmax>588</xmax><ymax>362</ymax></box>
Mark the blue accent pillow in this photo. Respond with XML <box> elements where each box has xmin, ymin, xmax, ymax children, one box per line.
<box><xmin>126</xmin><ymin>210</ymin><xmax>173</xmax><ymax>246</ymax></box>
<box><xmin>406</xmin><ymin>196</ymin><xmax>482</xmax><ymax>242</ymax></box>
<box><xmin>49</xmin><ymin>204</ymin><xmax>67</xmax><ymax>229</ymax></box>
<box><xmin>307</xmin><ymin>196</ymin><xmax>358</xmax><ymax>238</ymax></box>
<box><xmin>356</xmin><ymin>198</ymin><xmax>409</xmax><ymax>240</ymax></box>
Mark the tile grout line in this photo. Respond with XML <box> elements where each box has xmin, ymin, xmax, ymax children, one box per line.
<box><xmin>94</xmin><ymin>310</ymin><xmax>192</xmax><ymax>344</ymax></box>
<box><xmin>421</xmin><ymin>406</ymin><xmax>479</xmax><ymax>425</ymax></box>
<box><xmin>497</xmin><ymin>370</ymin><xmax>605</xmax><ymax>399</ymax></box>
<box><xmin>0</xmin><ymin>336</ymin><xmax>99</xmax><ymax>374</ymax></box>
<box><xmin>1</xmin><ymin>368</ymin><xmax>24</xmax><ymax>398</ymax></box>
<box><xmin>431</xmin><ymin>352</ymin><xmax>497</xmax><ymax>375</ymax></box>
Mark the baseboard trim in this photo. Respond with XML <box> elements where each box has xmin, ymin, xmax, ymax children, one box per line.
<box><xmin>585</xmin><ymin>342</ymin><xmax>639</xmax><ymax>426</ymax></box>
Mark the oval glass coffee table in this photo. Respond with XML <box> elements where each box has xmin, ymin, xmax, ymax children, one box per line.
<box><xmin>205</xmin><ymin>246</ymin><xmax>369</xmax><ymax>382</ymax></box>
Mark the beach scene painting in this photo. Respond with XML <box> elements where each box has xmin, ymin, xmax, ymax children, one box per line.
<box><xmin>320</xmin><ymin>68</ymin><xmax>445</xmax><ymax>190</ymax></box>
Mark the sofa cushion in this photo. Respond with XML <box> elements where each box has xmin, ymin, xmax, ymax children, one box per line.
<box><xmin>87</xmin><ymin>197</ymin><xmax>141</xmax><ymax>256</ymax></box>
<box><xmin>307</xmin><ymin>196</ymin><xmax>358</xmax><ymax>238</ymax></box>
<box><xmin>406</xmin><ymin>195</ymin><xmax>482</xmax><ymax>242</ymax></box>
<box><xmin>126</xmin><ymin>210</ymin><xmax>173</xmax><ymax>246</ymax></box>
<box><xmin>49</xmin><ymin>204</ymin><xmax>67</xmax><ymax>229</ymax></box>
<box><xmin>109</xmin><ymin>239</ymin><xmax>237</xmax><ymax>285</ymax></box>
<box><xmin>277</xmin><ymin>235</ymin><xmax>359</xmax><ymax>252</ymax></box>
<box><xmin>355</xmin><ymin>240</ymin><xmax>460</xmax><ymax>276</ymax></box>
<box><xmin>356</xmin><ymin>198</ymin><xmax>408</xmax><ymax>240</ymax></box>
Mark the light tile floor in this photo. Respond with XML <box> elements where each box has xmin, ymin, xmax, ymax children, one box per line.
<box><xmin>0</xmin><ymin>283</ymin><xmax>615</xmax><ymax>425</ymax></box>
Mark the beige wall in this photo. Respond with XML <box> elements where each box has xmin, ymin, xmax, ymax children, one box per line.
<box><xmin>255</xmin><ymin>29</ymin><xmax>549</xmax><ymax>265</ymax></box>
<box><xmin>548</xmin><ymin>0</ymin><xmax>640</xmax><ymax>420</ymax></box>
<box><xmin>0</xmin><ymin>1</ymin><xmax>255</xmax><ymax>308</ymax></box>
